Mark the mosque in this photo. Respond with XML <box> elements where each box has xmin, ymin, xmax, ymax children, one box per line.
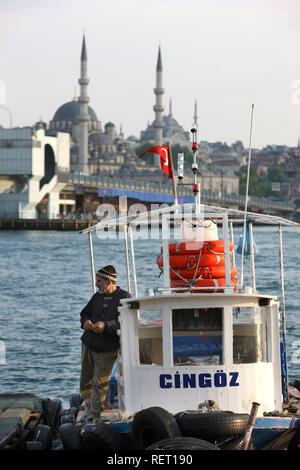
<box><xmin>47</xmin><ymin>36</ymin><xmax>130</xmax><ymax>175</ymax></box>
<box><xmin>47</xmin><ymin>37</ymin><xmax>194</xmax><ymax>175</ymax></box>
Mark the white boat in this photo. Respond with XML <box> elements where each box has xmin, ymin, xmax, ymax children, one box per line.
<box><xmin>77</xmin><ymin>197</ymin><xmax>300</xmax><ymax>450</ymax></box>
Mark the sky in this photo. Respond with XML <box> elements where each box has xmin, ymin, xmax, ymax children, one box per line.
<box><xmin>0</xmin><ymin>0</ymin><xmax>300</xmax><ymax>148</ymax></box>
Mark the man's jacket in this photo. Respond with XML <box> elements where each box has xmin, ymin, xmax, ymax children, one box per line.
<box><xmin>80</xmin><ymin>287</ymin><xmax>131</xmax><ymax>353</ymax></box>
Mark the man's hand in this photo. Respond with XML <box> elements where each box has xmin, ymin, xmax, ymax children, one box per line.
<box><xmin>83</xmin><ymin>319</ymin><xmax>95</xmax><ymax>330</ymax></box>
<box><xmin>92</xmin><ymin>321</ymin><xmax>106</xmax><ymax>333</ymax></box>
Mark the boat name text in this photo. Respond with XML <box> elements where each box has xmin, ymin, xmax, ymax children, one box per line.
<box><xmin>159</xmin><ymin>371</ymin><xmax>239</xmax><ymax>389</ymax></box>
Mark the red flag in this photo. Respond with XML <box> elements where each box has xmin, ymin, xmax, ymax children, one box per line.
<box><xmin>139</xmin><ymin>145</ymin><xmax>173</xmax><ymax>179</ymax></box>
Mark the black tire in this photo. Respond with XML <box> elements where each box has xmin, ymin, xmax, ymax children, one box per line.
<box><xmin>146</xmin><ymin>437</ymin><xmax>220</xmax><ymax>450</ymax></box>
<box><xmin>33</xmin><ymin>424</ymin><xmax>53</xmax><ymax>450</ymax></box>
<box><xmin>26</xmin><ymin>441</ymin><xmax>43</xmax><ymax>450</ymax></box>
<box><xmin>287</xmin><ymin>428</ymin><xmax>300</xmax><ymax>450</ymax></box>
<box><xmin>131</xmin><ymin>406</ymin><xmax>182</xmax><ymax>450</ymax></box>
<box><xmin>42</xmin><ymin>398</ymin><xmax>62</xmax><ymax>432</ymax></box>
<box><xmin>69</xmin><ymin>394</ymin><xmax>84</xmax><ymax>409</ymax></box>
<box><xmin>60</xmin><ymin>411</ymin><xmax>76</xmax><ymax>425</ymax></box>
<box><xmin>59</xmin><ymin>423</ymin><xmax>82</xmax><ymax>450</ymax></box>
<box><xmin>175</xmin><ymin>411</ymin><xmax>249</xmax><ymax>440</ymax></box>
<box><xmin>81</xmin><ymin>421</ymin><xmax>123</xmax><ymax>450</ymax></box>
<box><xmin>219</xmin><ymin>434</ymin><xmax>254</xmax><ymax>450</ymax></box>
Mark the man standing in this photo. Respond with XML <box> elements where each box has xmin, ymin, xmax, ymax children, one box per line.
<box><xmin>80</xmin><ymin>265</ymin><xmax>131</xmax><ymax>417</ymax></box>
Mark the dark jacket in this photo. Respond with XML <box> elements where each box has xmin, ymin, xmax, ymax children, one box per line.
<box><xmin>80</xmin><ymin>287</ymin><xmax>131</xmax><ymax>353</ymax></box>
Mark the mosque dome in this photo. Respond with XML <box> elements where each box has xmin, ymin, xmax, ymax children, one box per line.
<box><xmin>215</xmin><ymin>146</ymin><xmax>237</xmax><ymax>159</ymax></box>
<box><xmin>104</xmin><ymin>122</ymin><xmax>115</xmax><ymax>128</ymax></box>
<box><xmin>52</xmin><ymin>99</ymin><xmax>98</xmax><ymax>122</ymax></box>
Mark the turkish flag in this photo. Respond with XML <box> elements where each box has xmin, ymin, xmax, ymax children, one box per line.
<box><xmin>139</xmin><ymin>145</ymin><xmax>173</xmax><ymax>179</ymax></box>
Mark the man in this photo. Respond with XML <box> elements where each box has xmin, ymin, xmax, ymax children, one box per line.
<box><xmin>80</xmin><ymin>265</ymin><xmax>131</xmax><ymax>417</ymax></box>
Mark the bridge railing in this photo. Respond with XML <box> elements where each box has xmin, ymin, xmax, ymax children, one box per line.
<box><xmin>65</xmin><ymin>173</ymin><xmax>295</xmax><ymax>212</ymax></box>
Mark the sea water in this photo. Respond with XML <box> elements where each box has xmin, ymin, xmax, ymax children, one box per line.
<box><xmin>0</xmin><ymin>227</ymin><xmax>299</xmax><ymax>405</ymax></box>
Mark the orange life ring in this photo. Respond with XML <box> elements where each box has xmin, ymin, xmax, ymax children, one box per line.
<box><xmin>170</xmin><ymin>265</ymin><xmax>238</xmax><ymax>280</ymax></box>
<box><xmin>170</xmin><ymin>277</ymin><xmax>238</xmax><ymax>293</ymax></box>
<box><xmin>167</xmin><ymin>240</ymin><xmax>234</xmax><ymax>255</ymax></box>
<box><xmin>157</xmin><ymin>253</ymin><xmax>225</xmax><ymax>269</ymax></box>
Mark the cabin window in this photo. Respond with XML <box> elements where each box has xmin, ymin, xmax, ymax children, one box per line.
<box><xmin>233</xmin><ymin>307</ymin><xmax>268</xmax><ymax>364</ymax></box>
<box><xmin>172</xmin><ymin>308</ymin><xmax>223</xmax><ymax>366</ymax></box>
<box><xmin>138</xmin><ymin>309</ymin><xmax>163</xmax><ymax>366</ymax></box>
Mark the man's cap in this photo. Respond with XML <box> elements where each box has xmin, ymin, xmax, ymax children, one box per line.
<box><xmin>96</xmin><ymin>265</ymin><xmax>117</xmax><ymax>282</ymax></box>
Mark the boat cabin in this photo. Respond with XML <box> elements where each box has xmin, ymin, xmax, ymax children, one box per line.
<box><xmin>81</xmin><ymin>204</ymin><xmax>294</xmax><ymax>418</ymax></box>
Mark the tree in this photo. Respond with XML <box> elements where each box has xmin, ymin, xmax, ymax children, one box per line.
<box><xmin>134</xmin><ymin>141</ymin><xmax>154</xmax><ymax>158</ymax></box>
<box><xmin>267</xmin><ymin>164</ymin><xmax>284</xmax><ymax>182</ymax></box>
<box><xmin>239</xmin><ymin>166</ymin><xmax>272</xmax><ymax>197</ymax></box>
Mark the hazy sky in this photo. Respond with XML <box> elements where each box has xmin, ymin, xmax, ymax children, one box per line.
<box><xmin>1</xmin><ymin>0</ymin><xmax>300</xmax><ymax>147</ymax></box>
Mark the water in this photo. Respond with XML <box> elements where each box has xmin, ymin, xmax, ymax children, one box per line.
<box><xmin>0</xmin><ymin>227</ymin><xmax>299</xmax><ymax>406</ymax></box>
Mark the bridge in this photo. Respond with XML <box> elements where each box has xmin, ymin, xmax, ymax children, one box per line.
<box><xmin>61</xmin><ymin>173</ymin><xmax>296</xmax><ymax>217</ymax></box>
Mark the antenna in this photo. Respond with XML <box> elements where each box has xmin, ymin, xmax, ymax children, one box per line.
<box><xmin>191</xmin><ymin>127</ymin><xmax>200</xmax><ymax>212</ymax></box>
<box><xmin>240</xmin><ymin>104</ymin><xmax>255</xmax><ymax>287</ymax></box>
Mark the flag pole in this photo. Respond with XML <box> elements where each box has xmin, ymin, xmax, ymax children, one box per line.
<box><xmin>167</xmin><ymin>142</ymin><xmax>178</xmax><ymax>207</ymax></box>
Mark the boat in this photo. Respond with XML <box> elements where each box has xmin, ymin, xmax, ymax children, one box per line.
<box><xmin>65</xmin><ymin>132</ymin><xmax>300</xmax><ymax>451</ymax></box>
<box><xmin>2</xmin><ymin>130</ymin><xmax>300</xmax><ymax>452</ymax></box>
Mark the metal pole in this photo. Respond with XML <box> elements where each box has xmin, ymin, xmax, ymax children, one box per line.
<box><xmin>230</xmin><ymin>221</ymin><xmax>236</xmax><ymax>268</ymax></box>
<box><xmin>223</xmin><ymin>213</ymin><xmax>231</xmax><ymax>291</ymax></box>
<box><xmin>88</xmin><ymin>231</ymin><xmax>96</xmax><ymax>294</ymax></box>
<box><xmin>240</xmin><ymin>104</ymin><xmax>254</xmax><ymax>287</ymax></box>
<box><xmin>190</xmin><ymin>128</ymin><xmax>200</xmax><ymax>214</ymax></box>
<box><xmin>123</xmin><ymin>225</ymin><xmax>131</xmax><ymax>293</ymax></box>
<box><xmin>279</xmin><ymin>224</ymin><xmax>289</xmax><ymax>403</ymax></box>
<box><xmin>128</xmin><ymin>224</ymin><xmax>138</xmax><ymax>297</ymax></box>
<box><xmin>249</xmin><ymin>222</ymin><xmax>256</xmax><ymax>292</ymax></box>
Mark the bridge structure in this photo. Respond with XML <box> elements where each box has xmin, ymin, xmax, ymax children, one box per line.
<box><xmin>63</xmin><ymin>173</ymin><xmax>296</xmax><ymax>218</ymax></box>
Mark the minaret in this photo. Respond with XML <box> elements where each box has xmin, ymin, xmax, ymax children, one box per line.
<box><xmin>168</xmin><ymin>97</ymin><xmax>173</xmax><ymax>139</ymax></box>
<box><xmin>153</xmin><ymin>46</ymin><xmax>164</xmax><ymax>166</ymax></box>
<box><xmin>119</xmin><ymin>124</ymin><xmax>124</xmax><ymax>139</ymax></box>
<box><xmin>78</xmin><ymin>35</ymin><xmax>89</xmax><ymax>174</ymax></box>
<box><xmin>193</xmin><ymin>99</ymin><xmax>198</xmax><ymax>128</ymax></box>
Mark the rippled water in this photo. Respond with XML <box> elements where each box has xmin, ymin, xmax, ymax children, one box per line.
<box><xmin>0</xmin><ymin>226</ymin><xmax>299</xmax><ymax>406</ymax></box>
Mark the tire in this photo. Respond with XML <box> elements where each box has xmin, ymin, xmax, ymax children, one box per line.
<box><xmin>131</xmin><ymin>407</ymin><xmax>182</xmax><ymax>450</ymax></box>
<box><xmin>81</xmin><ymin>421</ymin><xmax>123</xmax><ymax>450</ymax></box>
<box><xmin>26</xmin><ymin>441</ymin><xmax>43</xmax><ymax>450</ymax></box>
<box><xmin>42</xmin><ymin>398</ymin><xmax>62</xmax><ymax>432</ymax></box>
<box><xmin>219</xmin><ymin>434</ymin><xmax>254</xmax><ymax>450</ymax></box>
<box><xmin>59</xmin><ymin>423</ymin><xmax>82</xmax><ymax>450</ymax></box>
<box><xmin>33</xmin><ymin>424</ymin><xmax>53</xmax><ymax>450</ymax></box>
<box><xmin>175</xmin><ymin>411</ymin><xmax>249</xmax><ymax>440</ymax></box>
<box><xmin>287</xmin><ymin>428</ymin><xmax>300</xmax><ymax>450</ymax></box>
<box><xmin>146</xmin><ymin>437</ymin><xmax>220</xmax><ymax>450</ymax></box>
<box><xmin>69</xmin><ymin>394</ymin><xmax>84</xmax><ymax>409</ymax></box>
<box><xmin>60</xmin><ymin>413</ymin><xmax>76</xmax><ymax>425</ymax></box>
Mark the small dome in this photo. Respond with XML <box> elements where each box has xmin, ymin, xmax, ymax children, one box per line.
<box><xmin>213</xmin><ymin>144</ymin><xmax>238</xmax><ymax>159</ymax></box>
<box><xmin>127</xmin><ymin>135</ymin><xmax>139</xmax><ymax>142</ymax></box>
<box><xmin>105</xmin><ymin>121</ymin><xmax>115</xmax><ymax>128</ymax></box>
<box><xmin>52</xmin><ymin>100</ymin><xmax>98</xmax><ymax>122</ymax></box>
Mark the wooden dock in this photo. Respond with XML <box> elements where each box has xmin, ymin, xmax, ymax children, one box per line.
<box><xmin>0</xmin><ymin>218</ymin><xmax>95</xmax><ymax>231</ymax></box>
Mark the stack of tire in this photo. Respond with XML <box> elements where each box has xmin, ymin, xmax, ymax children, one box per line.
<box><xmin>58</xmin><ymin>394</ymin><xmax>125</xmax><ymax>451</ymax></box>
<box><xmin>26</xmin><ymin>398</ymin><xmax>62</xmax><ymax>450</ymax></box>
<box><xmin>157</xmin><ymin>241</ymin><xmax>238</xmax><ymax>292</ymax></box>
<box><xmin>130</xmin><ymin>406</ymin><xmax>250</xmax><ymax>450</ymax></box>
